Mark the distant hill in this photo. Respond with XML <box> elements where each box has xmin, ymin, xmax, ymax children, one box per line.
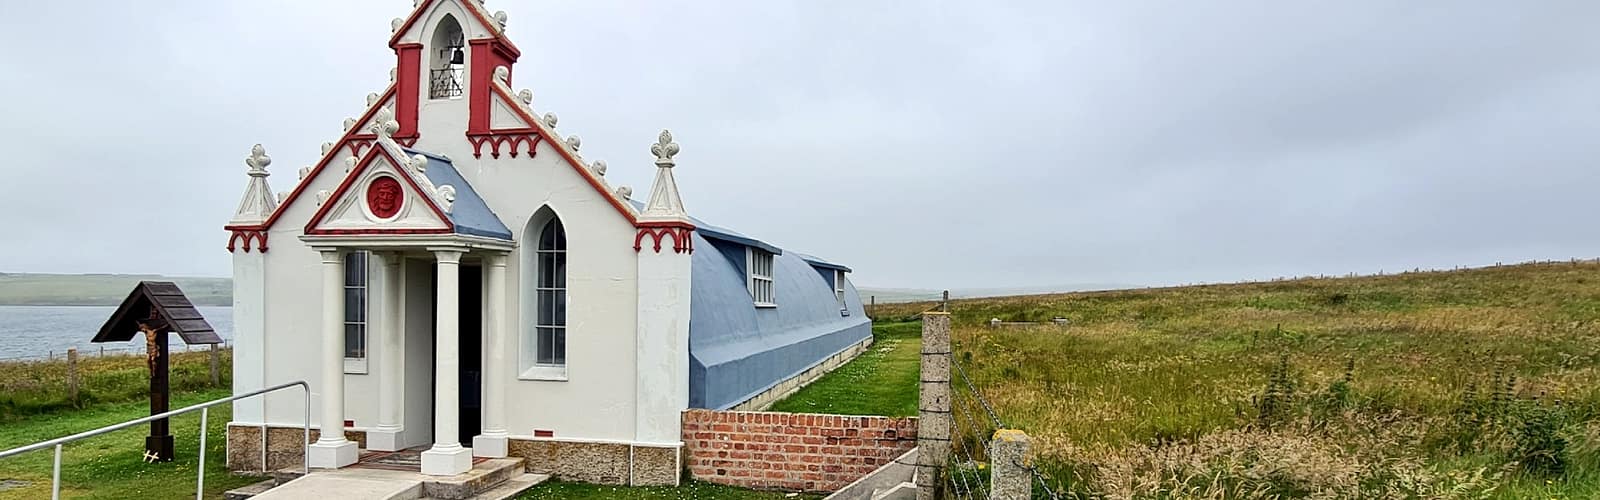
<box><xmin>0</xmin><ymin>273</ymin><xmax>232</xmax><ymax>306</ymax></box>
<box><xmin>857</xmin><ymin>284</ymin><xmax>1140</xmax><ymax>304</ymax></box>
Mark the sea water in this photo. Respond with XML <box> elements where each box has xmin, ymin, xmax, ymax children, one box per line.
<box><xmin>0</xmin><ymin>305</ymin><xmax>233</xmax><ymax>361</ymax></box>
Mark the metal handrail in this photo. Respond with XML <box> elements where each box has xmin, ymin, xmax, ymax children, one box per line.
<box><xmin>0</xmin><ymin>380</ymin><xmax>312</xmax><ymax>500</ymax></box>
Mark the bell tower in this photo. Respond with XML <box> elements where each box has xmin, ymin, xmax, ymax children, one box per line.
<box><xmin>388</xmin><ymin>0</ymin><xmax>522</xmax><ymax>141</ymax></box>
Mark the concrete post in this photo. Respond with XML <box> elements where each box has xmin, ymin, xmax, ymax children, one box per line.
<box><xmin>422</xmin><ymin>248</ymin><xmax>473</xmax><ymax>476</ymax></box>
<box><xmin>308</xmin><ymin>249</ymin><xmax>357</xmax><ymax>469</ymax></box>
<box><xmin>916</xmin><ymin>312</ymin><xmax>952</xmax><ymax>500</ymax></box>
<box><xmin>474</xmin><ymin>253</ymin><xmax>511</xmax><ymax>458</ymax></box>
<box><xmin>370</xmin><ymin>252</ymin><xmax>407</xmax><ymax>451</ymax></box>
<box><xmin>990</xmin><ymin>429</ymin><xmax>1032</xmax><ymax>500</ymax></box>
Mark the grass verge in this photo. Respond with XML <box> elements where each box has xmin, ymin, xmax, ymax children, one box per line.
<box><xmin>767</xmin><ymin>321</ymin><xmax>921</xmax><ymax>417</ymax></box>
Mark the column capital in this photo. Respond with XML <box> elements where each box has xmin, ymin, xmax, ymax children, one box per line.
<box><xmin>313</xmin><ymin>247</ymin><xmax>344</xmax><ymax>263</ymax></box>
<box><xmin>485</xmin><ymin>252</ymin><xmax>510</xmax><ymax>268</ymax></box>
<box><xmin>430</xmin><ymin>248</ymin><xmax>465</xmax><ymax>263</ymax></box>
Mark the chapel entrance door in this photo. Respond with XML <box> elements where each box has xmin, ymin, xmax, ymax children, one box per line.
<box><xmin>430</xmin><ymin>263</ymin><xmax>484</xmax><ymax>447</ymax></box>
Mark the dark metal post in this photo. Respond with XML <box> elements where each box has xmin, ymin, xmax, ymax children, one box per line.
<box><xmin>144</xmin><ymin>328</ymin><xmax>174</xmax><ymax>462</ymax></box>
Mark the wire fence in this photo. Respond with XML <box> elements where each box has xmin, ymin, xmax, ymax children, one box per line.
<box><xmin>0</xmin><ymin>340</ymin><xmax>233</xmax><ymax>364</ymax></box>
<box><xmin>946</xmin><ymin>315</ymin><xmax>1063</xmax><ymax>500</ymax></box>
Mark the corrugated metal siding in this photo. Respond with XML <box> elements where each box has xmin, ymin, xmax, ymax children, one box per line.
<box><xmin>688</xmin><ymin>233</ymin><xmax>871</xmax><ymax>409</ymax></box>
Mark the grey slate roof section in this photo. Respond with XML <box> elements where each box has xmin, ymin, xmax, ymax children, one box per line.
<box><xmin>406</xmin><ymin>149</ymin><xmax>513</xmax><ymax>240</ymax></box>
<box><xmin>629</xmin><ymin>200</ymin><xmax>869</xmax><ymax>410</ymax></box>
<box><xmin>688</xmin><ymin>232</ymin><xmax>871</xmax><ymax>410</ymax></box>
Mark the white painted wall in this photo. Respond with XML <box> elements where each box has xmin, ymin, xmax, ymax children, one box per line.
<box><xmin>635</xmin><ymin>247</ymin><xmax>691</xmax><ymax>445</ymax></box>
<box><xmin>231</xmin><ymin>251</ymin><xmax>266</xmax><ymax>424</ymax></box>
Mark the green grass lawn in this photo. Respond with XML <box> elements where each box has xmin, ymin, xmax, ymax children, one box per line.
<box><xmin>767</xmin><ymin>321</ymin><xmax>921</xmax><ymax>417</ymax></box>
<box><xmin>0</xmin><ymin>388</ymin><xmax>260</xmax><ymax>499</ymax></box>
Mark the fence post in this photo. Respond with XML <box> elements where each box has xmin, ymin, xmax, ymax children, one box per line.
<box><xmin>990</xmin><ymin>429</ymin><xmax>1031</xmax><ymax>500</ymax></box>
<box><xmin>209</xmin><ymin>344</ymin><xmax>221</xmax><ymax>387</ymax></box>
<box><xmin>916</xmin><ymin>312</ymin><xmax>952</xmax><ymax>500</ymax></box>
<box><xmin>869</xmin><ymin>295</ymin><xmax>876</xmax><ymax>319</ymax></box>
<box><xmin>940</xmin><ymin>290</ymin><xmax>950</xmax><ymax>312</ymax></box>
<box><xmin>67</xmin><ymin>349</ymin><xmax>79</xmax><ymax>406</ymax></box>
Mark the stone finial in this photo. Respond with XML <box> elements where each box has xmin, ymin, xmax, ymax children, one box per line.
<box><xmin>316</xmin><ymin>190</ymin><xmax>331</xmax><ymax>206</ymax></box>
<box><xmin>367</xmin><ymin>93</ymin><xmax>381</xmax><ymax>106</ymax></box>
<box><xmin>245</xmin><ymin>144</ymin><xmax>272</xmax><ymax>175</ymax></box>
<box><xmin>344</xmin><ymin>156</ymin><xmax>359</xmax><ymax>172</ymax></box>
<box><xmin>410</xmin><ymin>154</ymin><xmax>429</xmax><ymax>174</ymax></box>
<box><xmin>617</xmin><ymin>186</ymin><xmax>632</xmax><ymax>200</ymax></box>
<box><xmin>494</xmin><ymin>11</ymin><xmax>508</xmax><ymax>29</ymax></box>
<box><xmin>391</xmin><ymin>18</ymin><xmax>404</xmax><ymax>33</ymax></box>
<box><xmin>343</xmin><ymin>117</ymin><xmax>357</xmax><ymax>131</ymax></box>
<box><xmin>565</xmin><ymin>135</ymin><xmax>581</xmax><ymax>151</ymax></box>
<box><xmin>390</xmin><ymin>68</ymin><xmax>397</xmax><ymax>83</ymax></box>
<box><xmin>438</xmin><ymin>185</ymin><xmax>457</xmax><ymax>213</ymax></box>
<box><xmin>542</xmin><ymin>112</ymin><xmax>558</xmax><ymax>128</ymax></box>
<box><xmin>321</xmin><ymin>142</ymin><xmax>335</xmax><ymax>155</ymax></box>
<box><xmin>370</xmin><ymin>108</ymin><xmax>400</xmax><ymax>138</ymax></box>
<box><xmin>592</xmin><ymin>160</ymin><xmax>607</xmax><ymax>176</ymax></box>
<box><xmin>277</xmin><ymin>192</ymin><xmax>289</xmax><ymax>204</ymax></box>
<box><xmin>299</xmin><ymin>166</ymin><xmax>312</xmax><ymax>180</ymax></box>
<box><xmin>494</xmin><ymin>66</ymin><xmax>510</xmax><ymax>84</ymax></box>
<box><xmin>231</xmin><ymin>143</ymin><xmax>280</xmax><ymax>226</ymax></box>
<box><xmin>518</xmin><ymin>89</ymin><xmax>533</xmax><ymax>105</ymax></box>
<box><xmin>650</xmin><ymin>129</ymin><xmax>680</xmax><ymax>168</ymax></box>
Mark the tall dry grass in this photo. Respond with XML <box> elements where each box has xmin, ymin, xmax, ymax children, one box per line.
<box><xmin>880</xmin><ymin>261</ymin><xmax>1600</xmax><ymax>498</ymax></box>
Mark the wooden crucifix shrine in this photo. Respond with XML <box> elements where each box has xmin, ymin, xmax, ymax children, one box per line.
<box><xmin>92</xmin><ymin>281</ymin><xmax>222</xmax><ymax>462</ymax></box>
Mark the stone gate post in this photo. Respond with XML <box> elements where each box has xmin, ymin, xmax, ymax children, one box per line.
<box><xmin>916</xmin><ymin>312</ymin><xmax>951</xmax><ymax>500</ymax></box>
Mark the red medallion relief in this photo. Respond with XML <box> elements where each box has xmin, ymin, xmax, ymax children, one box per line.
<box><xmin>366</xmin><ymin>176</ymin><xmax>403</xmax><ymax>219</ymax></box>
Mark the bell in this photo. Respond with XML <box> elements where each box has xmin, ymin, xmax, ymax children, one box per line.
<box><xmin>450</xmin><ymin>48</ymin><xmax>465</xmax><ymax>65</ymax></box>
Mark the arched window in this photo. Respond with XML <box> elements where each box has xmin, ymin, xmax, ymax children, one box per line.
<box><xmin>533</xmin><ymin>217</ymin><xmax>566</xmax><ymax>366</ymax></box>
<box><xmin>428</xmin><ymin>15</ymin><xmax>465</xmax><ymax>99</ymax></box>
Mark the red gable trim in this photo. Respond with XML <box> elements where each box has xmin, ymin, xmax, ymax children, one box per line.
<box><xmin>245</xmin><ymin>86</ymin><xmax>413</xmax><ymax>233</ymax></box>
<box><xmin>388</xmin><ymin>0</ymin><xmax>522</xmax><ymax>57</ymax></box>
<box><xmin>303</xmin><ymin>144</ymin><xmax>456</xmax><ymax>236</ymax></box>
<box><xmin>486</xmin><ymin>84</ymin><xmax>639</xmax><ymax>226</ymax></box>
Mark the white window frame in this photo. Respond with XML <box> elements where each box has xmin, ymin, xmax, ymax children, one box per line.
<box><xmin>747</xmin><ymin>247</ymin><xmax>776</xmax><ymax>307</ymax></box>
<box><xmin>836</xmin><ymin>270</ymin><xmax>849</xmax><ymax>316</ymax></box>
<box><xmin>523</xmin><ymin>217</ymin><xmax>569</xmax><ymax>381</ymax></box>
<box><xmin>343</xmin><ymin>251</ymin><xmax>369</xmax><ymax>374</ymax></box>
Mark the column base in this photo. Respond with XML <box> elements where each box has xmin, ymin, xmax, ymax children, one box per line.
<box><xmin>367</xmin><ymin>427</ymin><xmax>406</xmax><ymax>452</ymax></box>
<box><xmin>421</xmin><ymin>444</ymin><xmax>474</xmax><ymax>476</ymax></box>
<box><xmin>307</xmin><ymin>440</ymin><xmax>358</xmax><ymax>469</ymax></box>
<box><xmin>472</xmin><ymin>434</ymin><xmax>508</xmax><ymax>458</ymax></box>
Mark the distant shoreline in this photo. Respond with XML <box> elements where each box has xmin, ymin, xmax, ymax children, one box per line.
<box><xmin>0</xmin><ymin>273</ymin><xmax>232</xmax><ymax>307</ymax></box>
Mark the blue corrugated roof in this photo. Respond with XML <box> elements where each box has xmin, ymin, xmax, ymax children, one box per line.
<box><xmin>406</xmin><ymin>149</ymin><xmax>513</xmax><ymax>240</ymax></box>
<box><xmin>791</xmin><ymin>252</ymin><xmax>852</xmax><ymax>273</ymax></box>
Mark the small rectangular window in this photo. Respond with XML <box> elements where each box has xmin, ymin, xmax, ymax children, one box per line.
<box><xmin>748</xmin><ymin>248</ymin><xmax>776</xmax><ymax>306</ymax></box>
<box><xmin>836</xmin><ymin>270</ymin><xmax>849</xmax><ymax>316</ymax></box>
<box><xmin>344</xmin><ymin>251</ymin><xmax>369</xmax><ymax>360</ymax></box>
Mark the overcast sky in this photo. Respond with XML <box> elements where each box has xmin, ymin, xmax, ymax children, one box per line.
<box><xmin>1</xmin><ymin>1</ymin><xmax>1596</xmax><ymax>290</ymax></box>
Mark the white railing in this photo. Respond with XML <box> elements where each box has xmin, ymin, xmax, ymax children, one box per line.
<box><xmin>0</xmin><ymin>381</ymin><xmax>311</xmax><ymax>500</ymax></box>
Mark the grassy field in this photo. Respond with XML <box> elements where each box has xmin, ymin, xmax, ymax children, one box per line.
<box><xmin>0</xmin><ymin>273</ymin><xmax>231</xmax><ymax>306</ymax></box>
<box><xmin>849</xmin><ymin>261</ymin><xmax>1600</xmax><ymax>498</ymax></box>
<box><xmin>0</xmin><ymin>349</ymin><xmax>230</xmax><ymax>418</ymax></box>
<box><xmin>768</xmin><ymin>320</ymin><xmax>922</xmax><ymax>417</ymax></box>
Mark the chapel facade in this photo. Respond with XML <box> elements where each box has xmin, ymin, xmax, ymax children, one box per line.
<box><xmin>222</xmin><ymin>0</ymin><xmax>870</xmax><ymax>483</ymax></box>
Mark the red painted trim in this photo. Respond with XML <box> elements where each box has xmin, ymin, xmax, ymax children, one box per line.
<box><xmin>634</xmin><ymin>225</ymin><xmax>695</xmax><ymax>254</ymax></box>
<box><xmin>224</xmin><ymin>228</ymin><xmax>270</xmax><ymax>253</ymax></box>
<box><xmin>303</xmin><ymin>146</ymin><xmax>457</xmax><ymax>236</ymax></box>
<box><xmin>466</xmin><ymin>129</ymin><xmax>541</xmax><ymax>159</ymax></box>
<box><xmin>468</xmin><ymin>39</ymin><xmax>518</xmax><ymax>135</ymax></box>
<box><xmin>395</xmin><ymin>44</ymin><xmax>423</xmax><ymax>138</ymax></box>
<box><xmin>486</xmin><ymin>84</ymin><xmax>640</xmax><ymax>226</ymax></box>
<box><xmin>533</xmin><ymin>429</ymin><xmax>554</xmax><ymax>438</ymax></box>
<box><xmin>256</xmin><ymin>86</ymin><xmax>406</xmax><ymax>232</ymax></box>
<box><xmin>388</xmin><ymin>0</ymin><xmax>522</xmax><ymax>57</ymax></box>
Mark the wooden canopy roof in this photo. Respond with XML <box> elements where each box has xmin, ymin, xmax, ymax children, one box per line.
<box><xmin>92</xmin><ymin>281</ymin><xmax>222</xmax><ymax>345</ymax></box>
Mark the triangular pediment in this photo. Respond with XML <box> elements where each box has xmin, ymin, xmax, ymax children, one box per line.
<box><xmin>305</xmin><ymin>147</ymin><xmax>453</xmax><ymax>236</ymax></box>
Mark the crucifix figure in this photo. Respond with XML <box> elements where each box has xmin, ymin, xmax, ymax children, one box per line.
<box><xmin>92</xmin><ymin>281</ymin><xmax>222</xmax><ymax>464</ymax></box>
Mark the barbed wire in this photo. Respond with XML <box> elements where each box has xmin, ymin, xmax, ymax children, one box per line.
<box><xmin>950</xmin><ymin>332</ymin><xmax>1065</xmax><ymax>500</ymax></box>
<box><xmin>0</xmin><ymin>341</ymin><xmax>232</xmax><ymax>363</ymax></box>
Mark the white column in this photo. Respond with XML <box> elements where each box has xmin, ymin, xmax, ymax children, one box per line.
<box><xmin>473</xmin><ymin>253</ymin><xmax>510</xmax><ymax>457</ymax></box>
<box><xmin>368</xmin><ymin>252</ymin><xmax>406</xmax><ymax>451</ymax></box>
<box><xmin>308</xmin><ymin>249</ymin><xmax>357</xmax><ymax>469</ymax></box>
<box><xmin>422</xmin><ymin>248</ymin><xmax>472</xmax><ymax>476</ymax></box>
<box><xmin>230</xmin><ymin>248</ymin><xmax>266</xmax><ymax>425</ymax></box>
<box><xmin>635</xmin><ymin>233</ymin><xmax>693</xmax><ymax>449</ymax></box>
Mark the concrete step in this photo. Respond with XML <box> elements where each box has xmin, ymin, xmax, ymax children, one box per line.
<box><xmin>222</xmin><ymin>479</ymin><xmax>277</xmax><ymax>500</ymax></box>
<box><xmin>451</xmin><ymin>473</ymin><xmax>551</xmax><ymax>500</ymax></box>
<box><xmin>420</xmin><ymin>458</ymin><xmax>527</xmax><ymax>500</ymax></box>
<box><xmin>871</xmin><ymin>482</ymin><xmax>917</xmax><ymax>500</ymax></box>
<box><xmin>250</xmin><ymin>471</ymin><xmax>424</xmax><ymax>500</ymax></box>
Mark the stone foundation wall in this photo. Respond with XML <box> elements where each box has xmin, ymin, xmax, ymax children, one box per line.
<box><xmin>682</xmin><ymin>409</ymin><xmax>918</xmax><ymax>493</ymax></box>
<box><xmin>508</xmin><ymin>438</ymin><xmax>681</xmax><ymax>486</ymax></box>
<box><xmin>731</xmin><ymin>336</ymin><xmax>874</xmax><ymax>412</ymax></box>
<box><xmin>226</xmin><ymin>424</ymin><xmax>367</xmax><ymax>472</ymax></box>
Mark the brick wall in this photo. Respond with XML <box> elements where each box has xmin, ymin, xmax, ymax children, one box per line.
<box><xmin>682</xmin><ymin>409</ymin><xmax>918</xmax><ymax>493</ymax></box>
